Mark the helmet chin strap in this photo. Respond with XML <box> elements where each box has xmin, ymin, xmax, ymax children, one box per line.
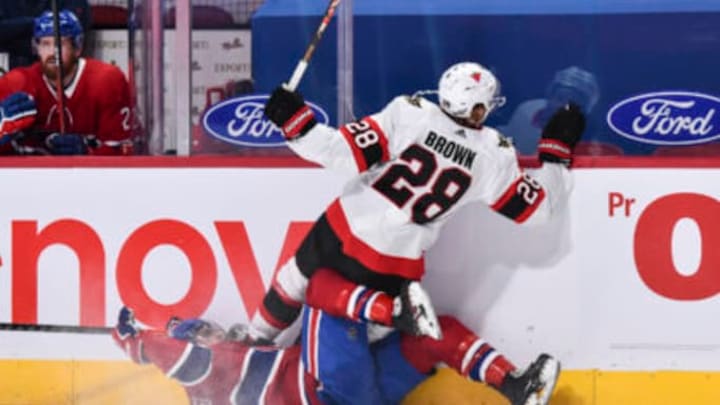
<box><xmin>465</xmin><ymin>103</ymin><xmax>489</xmax><ymax>128</ymax></box>
<box><xmin>441</xmin><ymin>110</ymin><xmax>485</xmax><ymax>129</ymax></box>
<box><xmin>467</xmin><ymin>119</ymin><xmax>485</xmax><ymax>129</ymax></box>
<box><xmin>463</xmin><ymin>117</ymin><xmax>485</xmax><ymax>129</ymax></box>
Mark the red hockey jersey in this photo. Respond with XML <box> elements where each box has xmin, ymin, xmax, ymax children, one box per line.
<box><xmin>0</xmin><ymin>58</ymin><xmax>133</xmax><ymax>155</ymax></box>
<box><xmin>113</xmin><ymin>329</ymin><xmax>320</xmax><ymax>405</ymax></box>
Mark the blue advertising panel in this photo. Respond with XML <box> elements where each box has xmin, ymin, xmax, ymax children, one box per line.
<box><xmin>250</xmin><ymin>0</ymin><xmax>720</xmax><ymax>156</ymax></box>
<box><xmin>202</xmin><ymin>94</ymin><xmax>329</xmax><ymax>147</ymax></box>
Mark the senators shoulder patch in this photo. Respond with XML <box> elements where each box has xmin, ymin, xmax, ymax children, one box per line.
<box><xmin>404</xmin><ymin>95</ymin><xmax>423</xmax><ymax>108</ymax></box>
<box><xmin>497</xmin><ymin>133</ymin><xmax>513</xmax><ymax>148</ymax></box>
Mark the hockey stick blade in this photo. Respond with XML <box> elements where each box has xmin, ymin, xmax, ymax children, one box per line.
<box><xmin>0</xmin><ymin>322</ymin><xmax>112</xmax><ymax>334</ymax></box>
<box><xmin>286</xmin><ymin>0</ymin><xmax>342</xmax><ymax>91</ymax></box>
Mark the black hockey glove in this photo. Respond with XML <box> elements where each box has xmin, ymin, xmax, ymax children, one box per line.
<box><xmin>538</xmin><ymin>102</ymin><xmax>586</xmax><ymax>166</ymax></box>
<box><xmin>45</xmin><ymin>133</ymin><xmax>92</xmax><ymax>155</ymax></box>
<box><xmin>264</xmin><ymin>86</ymin><xmax>317</xmax><ymax>140</ymax></box>
<box><xmin>116</xmin><ymin>307</ymin><xmax>139</xmax><ymax>339</ymax></box>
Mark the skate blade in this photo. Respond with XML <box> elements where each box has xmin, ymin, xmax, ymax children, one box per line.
<box><xmin>523</xmin><ymin>392</ymin><xmax>540</xmax><ymax>405</ymax></box>
<box><xmin>407</xmin><ymin>282</ymin><xmax>442</xmax><ymax>340</ymax></box>
<box><xmin>536</xmin><ymin>357</ymin><xmax>561</xmax><ymax>405</ymax></box>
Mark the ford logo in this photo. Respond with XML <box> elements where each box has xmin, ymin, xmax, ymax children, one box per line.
<box><xmin>607</xmin><ymin>91</ymin><xmax>720</xmax><ymax>146</ymax></box>
<box><xmin>202</xmin><ymin>94</ymin><xmax>330</xmax><ymax>147</ymax></box>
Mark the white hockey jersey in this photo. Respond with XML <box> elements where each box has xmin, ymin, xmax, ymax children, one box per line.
<box><xmin>288</xmin><ymin>95</ymin><xmax>571</xmax><ymax>280</ymax></box>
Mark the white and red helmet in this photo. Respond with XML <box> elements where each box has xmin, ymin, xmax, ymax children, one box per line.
<box><xmin>438</xmin><ymin>62</ymin><xmax>506</xmax><ymax>123</ymax></box>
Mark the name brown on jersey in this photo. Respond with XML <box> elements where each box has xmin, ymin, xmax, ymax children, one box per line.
<box><xmin>423</xmin><ymin>131</ymin><xmax>476</xmax><ymax>170</ymax></box>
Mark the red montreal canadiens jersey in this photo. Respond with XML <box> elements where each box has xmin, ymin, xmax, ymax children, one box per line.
<box><xmin>0</xmin><ymin>58</ymin><xmax>132</xmax><ymax>154</ymax></box>
<box><xmin>113</xmin><ymin>330</ymin><xmax>319</xmax><ymax>405</ymax></box>
<box><xmin>288</xmin><ymin>96</ymin><xmax>572</xmax><ymax>280</ymax></box>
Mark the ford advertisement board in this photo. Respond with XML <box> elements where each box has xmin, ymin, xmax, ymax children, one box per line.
<box><xmin>202</xmin><ymin>94</ymin><xmax>330</xmax><ymax>147</ymax></box>
<box><xmin>607</xmin><ymin>91</ymin><xmax>720</xmax><ymax>146</ymax></box>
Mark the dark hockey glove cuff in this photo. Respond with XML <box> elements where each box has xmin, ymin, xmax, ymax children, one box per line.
<box><xmin>264</xmin><ymin>86</ymin><xmax>317</xmax><ymax>140</ymax></box>
<box><xmin>538</xmin><ymin>102</ymin><xmax>586</xmax><ymax>167</ymax></box>
<box><xmin>538</xmin><ymin>139</ymin><xmax>573</xmax><ymax>166</ymax></box>
<box><xmin>116</xmin><ymin>307</ymin><xmax>139</xmax><ymax>339</ymax></box>
<box><xmin>45</xmin><ymin>133</ymin><xmax>90</xmax><ymax>155</ymax></box>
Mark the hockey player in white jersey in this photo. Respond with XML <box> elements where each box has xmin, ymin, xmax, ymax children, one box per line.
<box><xmin>255</xmin><ymin>62</ymin><xmax>585</xmax><ymax>405</ymax></box>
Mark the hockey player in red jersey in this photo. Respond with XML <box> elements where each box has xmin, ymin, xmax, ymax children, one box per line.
<box><xmin>0</xmin><ymin>9</ymin><xmax>133</xmax><ymax>155</ymax></box>
<box><xmin>113</xmin><ymin>307</ymin><xmax>318</xmax><ymax>405</ymax></box>
<box><xmin>249</xmin><ymin>62</ymin><xmax>583</xmax><ymax>404</ymax></box>
<box><xmin>113</xmin><ymin>269</ymin><xmax>559</xmax><ymax>405</ymax></box>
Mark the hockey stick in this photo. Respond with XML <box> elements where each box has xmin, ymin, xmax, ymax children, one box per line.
<box><xmin>286</xmin><ymin>0</ymin><xmax>342</xmax><ymax>91</ymax></box>
<box><xmin>50</xmin><ymin>0</ymin><xmax>67</xmax><ymax>134</ymax></box>
<box><xmin>0</xmin><ymin>322</ymin><xmax>112</xmax><ymax>334</ymax></box>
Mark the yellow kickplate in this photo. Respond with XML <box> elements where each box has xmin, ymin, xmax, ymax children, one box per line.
<box><xmin>405</xmin><ymin>368</ymin><xmax>720</xmax><ymax>405</ymax></box>
<box><xmin>3</xmin><ymin>361</ymin><xmax>720</xmax><ymax>405</ymax></box>
<box><xmin>0</xmin><ymin>360</ymin><xmax>187</xmax><ymax>405</ymax></box>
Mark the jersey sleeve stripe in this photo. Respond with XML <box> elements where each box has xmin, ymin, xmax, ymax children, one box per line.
<box><xmin>260</xmin><ymin>288</ymin><xmax>302</xmax><ymax>329</ymax></box>
<box><xmin>305</xmin><ymin>308</ymin><xmax>322</xmax><ymax>380</ymax></box>
<box><xmin>271</xmin><ymin>279</ymin><xmax>303</xmax><ymax>309</ymax></box>
<box><xmin>325</xmin><ymin>199</ymin><xmax>424</xmax><ymax>280</ymax></box>
<box><xmin>515</xmin><ymin>187</ymin><xmax>545</xmax><ymax>223</ymax></box>
<box><xmin>257</xmin><ymin>350</ymin><xmax>284</xmax><ymax>405</ymax></box>
<box><xmin>339</xmin><ymin>126</ymin><xmax>368</xmax><ymax>172</ymax></box>
<box><xmin>233</xmin><ymin>350</ymin><xmax>281</xmax><ymax>404</ymax></box>
<box><xmin>166</xmin><ymin>343</ymin><xmax>213</xmax><ymax>385</ymax></box>
<box><xmin>490</xmin><ymin>176</ymin><xmax>546</xmax><ymax>224</ymax></box>
<box><xmin>365</xmin><ymin>116</ymin><xmax>390</xmax><ymax>163</ymax></box>
<box><xmin>339</xmin><ymin>116</ymin><xmax>390</xmax><ymax>173</ymax></box>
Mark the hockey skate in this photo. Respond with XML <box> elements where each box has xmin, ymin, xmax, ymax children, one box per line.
<box><xmin>498</xmin><ymin>353</ymin><xmax>560</xmax><ymax>405</ymax></box>
<box><xmin>392</xmin><ymin>281</ymin><xmax>443</xmax><ymax>340</ymax></box>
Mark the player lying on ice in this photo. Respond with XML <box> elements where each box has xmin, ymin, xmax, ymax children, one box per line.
<box><xmin>113</xmin><ymin>270</ymin><xmax>560</xmax><ymax>405</ymax></box>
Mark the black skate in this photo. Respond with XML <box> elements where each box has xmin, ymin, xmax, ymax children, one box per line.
<box><xmin>498</xmin><ymin>353</ymin><xmax>560</xmax><ymax>405</ymax></box>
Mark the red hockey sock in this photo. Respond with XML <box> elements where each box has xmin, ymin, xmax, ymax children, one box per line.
<box><xmin>463</xmin><ymin>342</ymin><xmax>516</xmax><ymax>387</ymax></box>
<box><xmin>306</xmin><ymin>268</ymin><xmax>395</xmax><ymax>326</ymax></box>
<box><xmin>399</xmin><ymin>316</ymin><xmax>517</xmax><ymax>387</ymax></box>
